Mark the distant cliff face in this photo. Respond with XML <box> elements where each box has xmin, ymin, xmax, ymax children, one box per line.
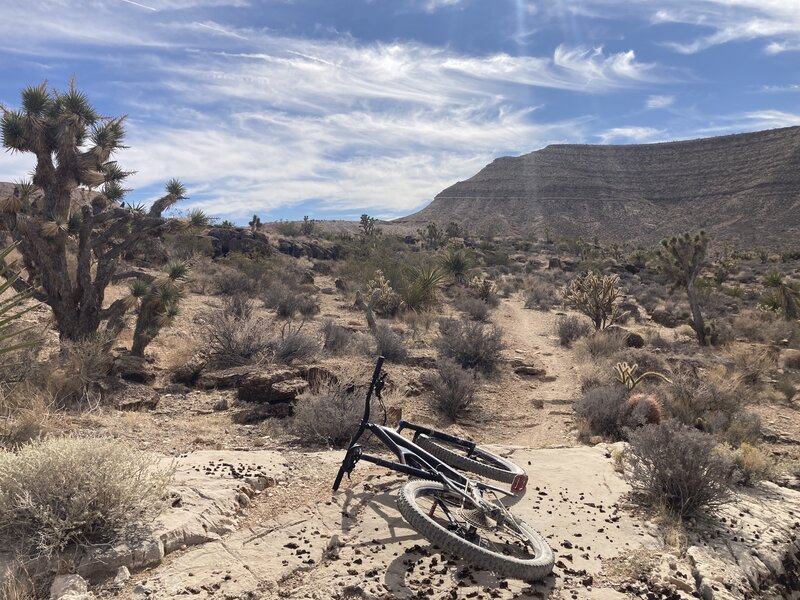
<box><xmin>399</xmin><ymin>126</ymin><xmax>800</xmax><ymax>247</ymax></box>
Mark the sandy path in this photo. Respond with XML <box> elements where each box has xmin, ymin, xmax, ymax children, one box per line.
<box><xmin>473</xmin><ymin>295</ymin><xmax>582</xmax><ymax>448</ymax></box>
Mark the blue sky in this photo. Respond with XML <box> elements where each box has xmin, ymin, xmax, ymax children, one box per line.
<box><xmin>1</xmin><ymin>0</ymin><xmax>799</xmax><ymax>223</ymax></box>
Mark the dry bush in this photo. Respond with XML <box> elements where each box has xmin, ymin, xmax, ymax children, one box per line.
<box><xmin>575</xmin><ymin>329</ymin><xmax>627</xmax><ymax>359</ymax></box>
<box><xmin>0</xmin><ymin>384</ymin><xmax>58</xmax><ymax>449</ymax></box>
<box><xmin>732</xmin><ymin>310</ymin><xmax>800</xmax><ymax>347</ymax></box>
<box><xmin>524</xmin><ymin>279</ymin><xmax>558</xmax><ymax>310</ymax></box>
<box><xmin>662</xmin><ymin>370</ymin><xmax>760</xmax><ymax>446</ymax></box>
<box><xmin>423</xmin><ymin>359</ymin><xmax>477</xmax><ymax>420</ymax></box>
<box><xmin>454</xmin><ymin>295</ymin><xmax>491</xmax><ymax>322</ymax></box>
<box><xmin>728</xmin><ymin>346</ymin><xmax>776</xmax><ymax>387</ymax></box>
<box><xmin>576</xmin><ymin>385</ymin><xmax>663</xmax><ymax>441</ymax></box>
<box><xmin>644</xmin><ymin>329</ymin><xmax>674</xmax><ymax>350</ymax></box>
<box><xmin>556</xmin><ymin>315</ymin><xmax>592</xmax><ymax>347</ymax></box>
<box><xmin>0</xmin><ymin>437</ymin><xmax>172</xmax><ymax>558</ymax></box>
<box><xmin>610</xmin><ymin>348</ymin><xmax>670</xmax><ymax>379</ymax></box>
<box><xmin>717</xmin><ymin>442</ymin><xmax>774</xmax><ymax>485</ymax></box>
<box><xmin>292</xmin><ymin>381</ymin><xmax>364</xmax><ymax>447</ymax></box>
<box><xmin>205</xmin><ymin>312</ymin><xmax>271</xmax><ymax>368</ymax></box>
<box><xmin>321</xmin><ymin>319</ymin><xmax>353</xmax><ymax>354</ymax></box>
<box><xmin>403</xmin><ymin>310</ymin><xmax>436</xmax><ymax>336</ymax></box>
<box><xmin>436</xmin><ymin>319</ymin><xmax>505</xmax><ymax>375</ymax></box>
<box><xmin>47</xmin><ymin>332</ymin><xmax>114</xmax><ymax>407</ymax></box>
<box><xmin>624</xmin><ymin>420</ymin><xmax>733</xmax><ymax>518</ymax></box>
<box><xmin>370</xmin><ymin>323</ymin><xmax>408</xmax><ymax>362</ymax></box>
<box><xmin>212</xmin><ymin>267</ymin><xmax>258</xmax><ymax>297</ymax></box>
<box><xmin>221</xmin><ymin>292</ymin><xmax>255</xmax><ymax>321</ymax></box>
<box><xmin>265</xmin><ymin>283</ymin><xmax>320</xmax><ymax>319</ymax></box>
<box><xmin>575</xmin><ymin>384</ymin><xmax>629</xmax><ymax>440</ymax></box>
<box><xmin>273</xmin><ymin>324</ymin><xmax>318</xmax><ymax>364</ymax></box>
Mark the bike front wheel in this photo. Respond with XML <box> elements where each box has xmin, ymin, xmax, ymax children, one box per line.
<box><xmin>397</xmin><ymin>480</ymin><xmax>553</xmax><ymax>581</ymax></box>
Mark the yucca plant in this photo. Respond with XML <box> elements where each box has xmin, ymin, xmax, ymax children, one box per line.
<box><xmin>130</xmin><ymin>261</ymin><xmax>189</xmax><ymax>356</ymax></box>
<box><xmin>402</xmin><ymin>266</ymin><xmax>445</xmax><ymax>311</ymax></box>
<box><xmin>441</xmin><ymin>248</ymin><xmax>471</xmax><ymax>284</ymax></box>
<box><xmin>0</xmin><ymin>244</ymin><xmax>40</xmax><ymax>356</ymax></box>
<box><xmin>761</xmin><ymin>271</ymin><xmax>799</xmax><ymax>321</ymax></box>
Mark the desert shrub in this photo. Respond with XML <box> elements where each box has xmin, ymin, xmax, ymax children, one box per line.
<box><xmin>265</xmin><ymin>283</ymin><xmax>320</xmax><ymax>320</ymax></box>
<box><xmin>575</xmin><ymin>385</ymin><xmax>662</xmax><ymax>440</ymax></box>
<box><xmin>469</xmin><ymin>276</ymin><xmax>499</xmax><ymax>305</ymax></box>
<box><xmin>273</xmin><ymin>325</ymin><xmax>318</xmax><ymax>364</ymax></box>
<box><xmin>436</xmin><ymin>319</ymin><xmax>505</xmax><ymax>374</ymax></box>
<box><xmin>222</xmin><ymin>292</ymin><xmax>255</xmax><ymax>321</ymax></box>
<box><xmin>321</xmin><ymin>319</ymin><xmax>353</xmax><ymax>354</ymax></box>
<box><xmin>372</xmin><ymin>323</ymin><xmax>408</xmax><ymax>362</ymax></box>
<box><xmin>663</xmin><ymin>371</ymin><xmax>740</xmax><ymax>427</ymax></box>
<box><xmin>0</xmin><ymin>437</ymin><xmax>172</xmax><ymax>557</ymax></box>
<box><xmin>47</xmin><ymin>332</ymin><xmax>114</xmax><ymax>407</ymax></box>
<box><xmin>205</xmin><ymin>312</ymin><xmax>271</xmax><ymax>368</ymax></box>
<box><xmin>575</xmin><ymin>384</ymin><xmax>629</xmax><ymax>440</ymax></box>
<box><xmin>212</xmin><ymin>267</ymin><xmax>257</xmax><ymax>297</ymax></box>
<box><xmin>556</xmin><ymin>315</ymin><xmax>592</xmax><ymax>347</ymax></box>
<box><xmin>454</xmin><ymin>295</ymin><xmax>491</xmax><ymax>322</ymax></box>
<box><xmin>717</xmin><ymin>442</ymin><xmax>773</xmax><ymax>485</ymax></box>
<box><xmin>424</xmin><ymin>360</ymin><xmax>477</xmax><ymax>420</ymax></box>
<box><xmin>610</xmin><ymin>348</ymin><xmax>670</xmax><ymax>379</ymax></box>
<box><xmin>576</xmin><ymin>329</ymin><xmax>627</xmax><ymax>359</ymax></box>
<box><xmin>644</xmin><ymin>329</ymin><xmax>674</xmax><ymax>350</ymax></box>
<box><xmin>0</xmin><ymin>384</ymin><xmax>57</xmax><ymax>449</ymax></box>
<box><xmin>624</xmin><ymin>421</ymin><xmax>733</xmax><ymax>517</ymax></box>
<box><xmin>524</xmin><ymin>280</ymin><xmax>557</xmax><ymax>310</ymax></box>
<box><xmin>729</xmin><ymin>346</ymin><xmax>776</xmax><ymax>387</ymax></box>
<box><xmin>732</xmin><ymin>310</ymin><xmax>800</xmax><ymax>347</ymax></box>
<box><xmin>715</xmin><ymin>411</ymin><xmax>762</xmax><ymax>447</ymax></box>
<box><xmin>292</xmin><ymin>381</ymin><xmax>363</xmax><ymax>447</ymax></box>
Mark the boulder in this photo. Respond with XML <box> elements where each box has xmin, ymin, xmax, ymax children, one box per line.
<box><xmin>114</xmin><ymin>382</ymin><xmax>159</xmax><ymax>411</ymax></box>
<box><xmin>780</xmin><ymin>349</ymin><xmax>800</xmax><ymax>371</ymax></box>
<box><xmin>650</xmin><ymin>308</ymin><xmax>678</xmax><ymax>328</ymax></box>
<box><xmin>113</xmin><ymin>354</ymin><xmax>154</xmax><ymax>385</ymax></box>
<box><xmin>50</xmin><ymin>574</ymin><xmax>88</xmax><ymax>599</ymax></box>
<box><xmin>207</xmin><ymin>227</ymin><xmax>271</xmax><ymax>258</ymax></box>
<box><xmin>236</xmin><ymin>367</ymin><xmax>307</xmax><ymax>403</ymax></box>
<box><xmin>172</xmin><ymin>353</ymin><xmax>207</xmax><ymax>386</ymax></box>
<box><xmin>514</xmin><ymin>365</ymin><xmax>548</xmax><ymax>378</ymax></box>
<box><xmin>197</xmin><ymin>366</ymin><xmax>259</xmax><ymax>390</ymax></box>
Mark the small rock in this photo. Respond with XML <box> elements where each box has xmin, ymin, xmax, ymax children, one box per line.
<box><xmin>113</xmin><ymin>566</ymin><xmax>131</xmax><ymax>585</ymax></box>
<box><xmin>50</xmin><ymin>574</ymin><xmax>88</xmax><ymax>599</ymax></box>
<box><xmin>213</xmin><ymin>398</ymin><xmax>229</xmax><ymax>411</ymax></box>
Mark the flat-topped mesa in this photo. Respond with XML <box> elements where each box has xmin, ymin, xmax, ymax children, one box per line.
<box><xmin>399</xmin><ymin>126</ymin><xmax>800</xmax><ymax>247</ymax></box>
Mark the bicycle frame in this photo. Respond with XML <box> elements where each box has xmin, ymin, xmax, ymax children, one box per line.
<box><xmin>332</xmin><ymin>356</ymin><xmax>509</xmax><ymax>498</ymax></box>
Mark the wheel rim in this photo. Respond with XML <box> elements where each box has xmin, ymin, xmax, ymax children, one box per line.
<box><xmin>410</xmin><ymin>487</ymin><xmax>543</xmax><ymax>562</ymax></box>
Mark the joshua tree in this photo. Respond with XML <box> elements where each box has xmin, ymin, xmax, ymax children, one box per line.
<box><xmin>129</xmin><ymin>261</ymin><xmax>189</xmax><ymax>356</ymax></box>
<box><xmin>0</xmin><ymin>81</ymin><xmax>187</xmax><ymax>342</ymax></box>
<box><xmin>359</xmin><ymin>214</ymin><xmax>380</xmax><ymax>238</ymax></box>
<box><xmin>563</xmin><ymin>271</ymin><xmax>624</xmax><ymax>331</ymax></box>
<box><xmin>248</xmin><ymin>214</ymin><xmax>261</xmax><ymax>232</ymax></box>
<box><xmin>656</xmin><ymin>231</ymin><xmax>709</xmax><ymax>345</ymax></box>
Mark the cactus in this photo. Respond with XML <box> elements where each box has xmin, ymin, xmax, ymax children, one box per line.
<box><xmin>614</xmin><ymin>362</ymin><xmax>672</xmax><ymax>390</ymax></box>
<box><xmin>563</xmin><ymin>271</ymin><xmax>625</xmax><ymax>330</ymax></box>
<box><xmin>656</xmin><ymin>231</ymin><xmax>709</xmax><ymax>345</ymax></box>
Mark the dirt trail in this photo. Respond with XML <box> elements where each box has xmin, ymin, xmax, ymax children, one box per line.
<box><xmin>479</xmin><ymin>295</ymin><xmax>582</xmax><ymax>448</ymax></box>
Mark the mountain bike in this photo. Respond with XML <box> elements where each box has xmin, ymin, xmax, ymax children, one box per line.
<box><xmin>332</xmin><ymin>356</ymin><xmax>554</xmax><ymax>581</ymax></box>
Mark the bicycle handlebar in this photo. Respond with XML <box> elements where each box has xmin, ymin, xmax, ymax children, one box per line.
<box><xmin>363</xmin><ymin>355</ymin><xmax>385</xmax><ymax>423</ymax></box>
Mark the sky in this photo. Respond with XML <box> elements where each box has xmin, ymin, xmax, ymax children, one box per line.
<box><xmin>1</xmin><ymin>0</ymin><xmax>799</xmax><ymax>223</ymax></box>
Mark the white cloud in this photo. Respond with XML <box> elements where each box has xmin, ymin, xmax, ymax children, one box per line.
<box><xmin>694</xmin><ymin>110</ymin><xmax>800</xmax><ymax>135</ymax></box>
<box><xmin>596</xmin><ymin>126</ymin><xmax>666</xmax><ymax>144</ymax></box>
<box><xmin>645</xmin><ymin>94</ymin><xmax>674</xmax><ymax>109</ymax></box>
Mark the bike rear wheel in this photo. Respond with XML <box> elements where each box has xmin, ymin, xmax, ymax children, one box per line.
<box><xmin>416</xmin><ymin>434</ymin><xmax>527</xmax><ymax>489</ymax></box>
<box><xmin>397</xmin><ymin>480</ymin><xmax>553</xmax><ymax>581</ymax></box>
